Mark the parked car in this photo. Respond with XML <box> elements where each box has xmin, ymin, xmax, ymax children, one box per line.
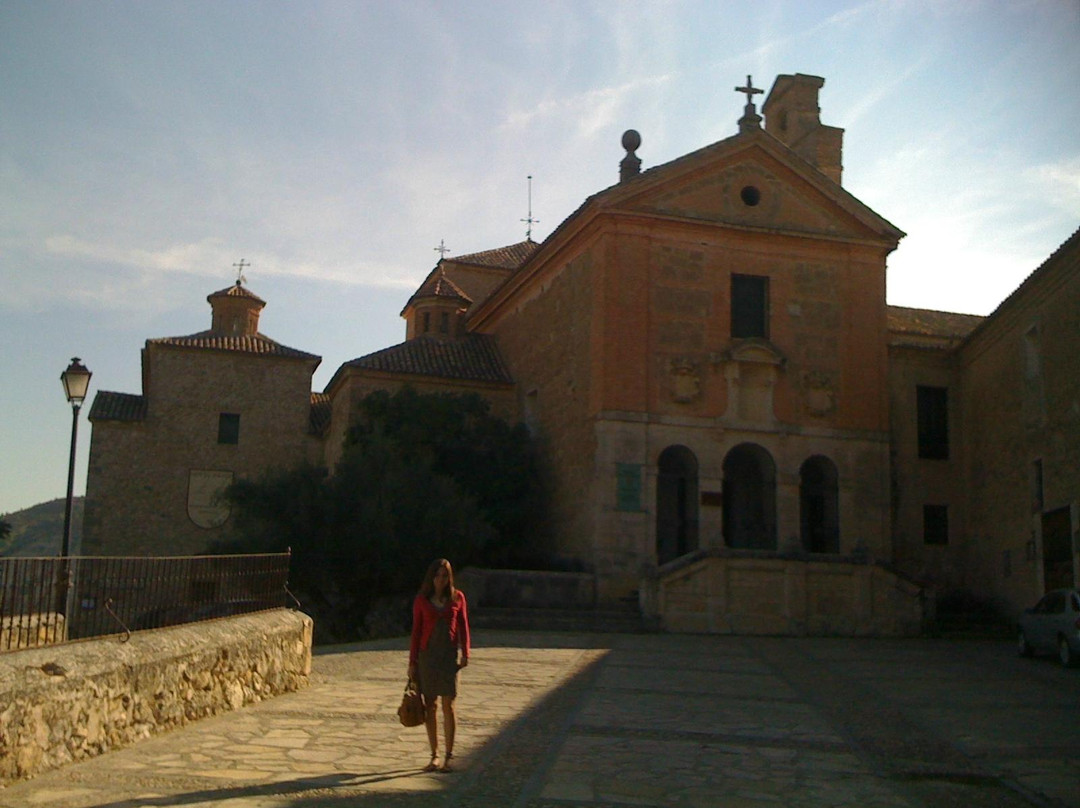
<box><xmin>1017</xmin><ymin>588</ymin><xmax>1080</xmax><ymax>668</ymax></box>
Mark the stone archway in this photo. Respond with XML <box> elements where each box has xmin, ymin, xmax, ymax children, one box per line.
<box><xmin>722</xmin><ymin>443</ymin><xmax>777</xmax><ymax>550</ymax></box>
<box><xmin>800</xmin><ymin>455</ymin><xmax>839</xmax><ymax>553</ymax></box>
<box><xmin>656</xmin><ymin>445</ymin><xmax>699</xmax><ymax>565</ymax></box>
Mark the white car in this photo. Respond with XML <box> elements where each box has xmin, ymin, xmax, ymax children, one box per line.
<box><xmin>1017</xmin><ymin>588</ymin><xmax>1080</xmax><ymax>668</ymax></box>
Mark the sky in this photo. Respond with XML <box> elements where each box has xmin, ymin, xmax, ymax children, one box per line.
<box><xmin>1</xmin><ymin>0</ymin><xmax>1078</xmax><ymax>516</ymax></box>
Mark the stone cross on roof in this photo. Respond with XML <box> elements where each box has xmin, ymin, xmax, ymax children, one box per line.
<box><xmin>735</xmin><ymin>75</ymin><xmax>762</xmax><ymax>105</ymax></box>
<box><xmin>735</xmin><ymin>74</ymin><xmax>763</xmax><ymax>132</ymax></box>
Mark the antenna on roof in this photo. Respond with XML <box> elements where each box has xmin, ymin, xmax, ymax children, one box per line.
<box><xmin>520</xmin><ymin>175</ymin><xmax>539</xmax><ymax>241</ymax></box>
<box><xmin>232</xmin><ymin>258</ymin><xmax>250</xmax><ymax>286</ymax></box>
<box><xmin>434</xmin><ymin>239</ymin><xmax>451</xmax><ymax>259</ymax></box>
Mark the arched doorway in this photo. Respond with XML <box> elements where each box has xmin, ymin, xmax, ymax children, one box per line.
<box><xmin>722</xmin><ymin>443</ymin><xmax>777</xmax><ymax>550</ymax></box>
<box><xmin>656</xmin><ymin>445</ymin><xmax>699</xmax><ymax>565</ymax></box>
<box><xmin>800</xmin><ymin>455</ymin><xmax>839</xmax><ymax>553</ymax></box>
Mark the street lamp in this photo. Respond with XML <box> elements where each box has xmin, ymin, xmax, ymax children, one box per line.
<box><xmin>60</xmin><ymin>357</ymin><xmax>91</xmax><ymax>559</ymax></box>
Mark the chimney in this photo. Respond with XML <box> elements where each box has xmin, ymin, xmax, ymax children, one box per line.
<box><xmin>763</xmin><ymin>74</ymin><xmax>844</xmax><ymax>184</ymax></box>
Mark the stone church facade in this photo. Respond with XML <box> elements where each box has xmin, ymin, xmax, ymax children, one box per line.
<box><xmin>84</xmin><ymin>74</ymin><xmax>1079</xmax><ymax>631</ymax></box>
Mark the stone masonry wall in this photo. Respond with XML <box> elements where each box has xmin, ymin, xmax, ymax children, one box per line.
<box><xmin>0</xmin><ymin>609</ymin><xmax>313</xmax><ymax>786</ymax></box>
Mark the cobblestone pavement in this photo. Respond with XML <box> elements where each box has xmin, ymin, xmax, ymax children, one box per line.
<box><xmin>2</xmin><ymin>631</ymin><xmax>1077</xmax><ymax>807</ymax></box>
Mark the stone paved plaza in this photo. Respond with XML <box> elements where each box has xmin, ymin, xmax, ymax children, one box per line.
<box><xmin>1</xmin><ymin>630</ymin><xmax>1077</xmax><ymax>807</ymax></box>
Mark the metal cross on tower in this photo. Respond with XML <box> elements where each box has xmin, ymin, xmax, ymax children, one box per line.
<box><xmin>520</xmin><ymin>175</ymin><xmax>539</xmax><ymax>241</ymax></box>
<box><xmin>233</xmin><ymin>258</ymin><xmax>250</xmax><ymax>285</ymax></box>
<box><xmin>434</xmin><ymin>239</ymin><xmax>451</xmax><ymax>259</ymax></box>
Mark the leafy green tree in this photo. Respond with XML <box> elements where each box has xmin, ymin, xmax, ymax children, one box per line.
<box><xmin>219</xmin><ymin>387</ymin><xmax>549</xmax><ymax>641</ymax></box>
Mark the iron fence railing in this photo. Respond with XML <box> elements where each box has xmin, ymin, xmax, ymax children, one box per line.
<box><xmin>0</xmin><ymin>552</ymin><xmax>293</xmax><ymax>652</ymax></box>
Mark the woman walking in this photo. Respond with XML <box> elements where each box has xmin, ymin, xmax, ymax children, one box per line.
<box><xmin>409</xmin><ymin>558</ymin><xmax>470</xmax><ymax>772</ymax></box>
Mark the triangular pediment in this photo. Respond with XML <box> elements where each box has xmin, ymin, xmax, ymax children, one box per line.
<box><xmin>608</xmin><ymin>133</ymin><xmax>901</xmax><ymax>244</ymax></box>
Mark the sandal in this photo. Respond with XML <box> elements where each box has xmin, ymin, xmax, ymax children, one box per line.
<box><xmin>423</xmin><ymin>755</ymin><xmax>440</xmax><ymax>772</ymax></box>
<box><xmin>439</xmin><ymin>753</ymin><xmax>454</xmax><ymax>772</ymax></box>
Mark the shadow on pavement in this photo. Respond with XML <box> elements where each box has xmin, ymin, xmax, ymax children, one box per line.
<box><xmin>82</xmin><ymin>634</ymin><xmax>612</xmax><ymax>808</ymax></box>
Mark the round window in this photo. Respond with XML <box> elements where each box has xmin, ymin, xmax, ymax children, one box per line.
<box><xmin>740</xmin><ymin>185</ymin><xmax>761</xmax><ymax>206</ymax></box>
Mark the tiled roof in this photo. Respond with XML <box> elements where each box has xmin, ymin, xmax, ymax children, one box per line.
<box><xmin>448</xmin><ymin>240</ymin><xmax>540</xmax><ymax>269</ymax></box>
<box><xmin>148</xmin><ymin>331</ymin><xmax>320</xmax><ymax>361</ymax></box>
<box><xmin>89</xmin><ymin>391</ymin><xmax>146</xmax><ymax>422</ymax></box>
<box><xmin>887</xmin><ymin>306</ymin><xmax>985</xmax><ymax>349</ymax></box>
<box><xmin>207</xmin><ymin>282</ymin><xmax>266</xmax><ymax>304</ymax></box>
<box><xmin>408</xmin><ymin>267</ymin><xmax>472</xmax><ymax>306</ymax></box>
<box><xmin>309</xmin><ymin>393</ymin><xmax>331</xmax><ymax>436</ymax></box>
<box><xmin>342</xmin><ymin>334</ymin><xmax>513</xmax><ymax>384</ymax></box>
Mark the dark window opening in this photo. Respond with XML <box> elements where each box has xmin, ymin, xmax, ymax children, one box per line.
<box><xmin>732</xmin><ymin>274</ymin><xmax>768</xmax><ymax>339</ymax></box>
<box><xmin>740</xmin><ymin>185</ymin><xmax>761</xmax><ymax>206</ymax></box>
<box><xmin>440</xmin><ymin>311</ymin><xmax>449</xmax><ymax>334</ymax></box>
<box><xmin>218</xmin><ymin>413</ymin><xmax>240</xmax><ymax>445</ymax></box>
<box><xmin>422</xmin><ymin>312</ymin><xmax>430</xmax><ymax>333</ymax></box>
<box><xmin>916</xmin><ymin>385</ymin><xmax>949</xmax><ymax>459</ymax></box>
<box><xmin>923</xmin><ymin>504</ymin><xmax>948</xmax><ymax>545</ymax></box>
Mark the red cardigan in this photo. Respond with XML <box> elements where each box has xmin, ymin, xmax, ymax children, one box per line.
<box><xmin>409</xmin><ymin>591</ymin><xmax>470</xmax><ymax>666</ymax></box>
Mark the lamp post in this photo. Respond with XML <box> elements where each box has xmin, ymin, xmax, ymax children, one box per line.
<box><xmin>57</xmin><ymin>358</ymin><xmax>91</xmax><ymax>637</ymax></box>
<box><xmin>60</xmin><ymin>357</ymin><xmax>92</xmax><ymax>559</ymax></box>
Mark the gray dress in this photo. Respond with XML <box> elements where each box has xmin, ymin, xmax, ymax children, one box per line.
<box><xmin>417</xmin><ymin>602</ymin><xmax>458</xmax><ymax>701</ymax></box>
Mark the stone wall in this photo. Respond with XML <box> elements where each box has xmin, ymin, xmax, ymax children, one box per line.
<box><xmin>0</xmin><ymin>609</ymin><xmax>313</xmax><ymax>786</ymax></box>
<box><xmin>648</xmin><ymin>551</ymin><xmax>924</xmax><ymax>636</ymax></box>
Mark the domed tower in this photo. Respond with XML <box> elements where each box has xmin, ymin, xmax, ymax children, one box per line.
<box><xmin>207</xmin><ymin>281</ymin><xmax>266</xmax><ymax>337</ymax></box>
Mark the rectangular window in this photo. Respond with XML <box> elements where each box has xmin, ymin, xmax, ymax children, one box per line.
<box><xmin>217</xmin><ymin>412</ymin><xmax>240</xmax><ymax>445</ymax></box>
<box><xmin>440</xmin><ymin>311</ymin><xmax>449</xmax><ymax>333</ymax></box>
<box><xmin>923</xmin><ymin>504</ymin><xmax>948</xmax><ymax>545</ymax></box>
<box><xmin>916</xmin><ymin>385</ymin><xmax>949</xmax><ymax>459</ymax></box>
<box><xmin>731</xmin><ymin>274</ymin><xmax>769</xmax><ymax>338</ymax></box>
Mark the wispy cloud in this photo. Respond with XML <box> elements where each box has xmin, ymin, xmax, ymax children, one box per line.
<box><xmin>501</xmin><ymin>74</ymin><xmax>674</xmax><ymax>138</ymax></box>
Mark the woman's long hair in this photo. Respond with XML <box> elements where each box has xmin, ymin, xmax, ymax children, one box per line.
<box><xmin>418</xmin><ymin>558</ymin><xmax>457</xmax><ymax>601</ymax></box>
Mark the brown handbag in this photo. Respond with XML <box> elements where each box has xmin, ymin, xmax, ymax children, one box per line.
<box><xmin>397</xmin><ymin>679</ymin><xmax>424</xmax><ymax>727</ymax></box>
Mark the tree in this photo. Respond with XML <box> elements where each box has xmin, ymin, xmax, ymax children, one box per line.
<box><xmin>0</xmin><ymin>517</ymin><xmax>10</xmax><ymax>548</ymax></box>
<box><xmin>219</xmin><ymin>387</ymin><xmax>549</xmax><ymax>641</ymax></box>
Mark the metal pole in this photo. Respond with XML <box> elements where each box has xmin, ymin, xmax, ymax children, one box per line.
<box><xmin>57</xmin><ymin>402</ymin><xmax>80</xmax><ymax>638</ymax></box>
<box><xmin>62</xmin><ymin>403</ymin><xmax>80</xmax><ymax>558</ymax></box>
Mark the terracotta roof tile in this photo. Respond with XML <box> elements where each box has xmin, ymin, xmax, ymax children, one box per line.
<box><xmin>309</xmin><ymin>393</ymin><xmax>331</xmax><ymax>436</ymax></box>
<box><xmin>207</xmin><ymin>282</ymin><xmax>266</xmax><ymax>304</ymax></box>
<box><xmin>89</xmin><ymin>391</ymin><xmax>146</xmax><ymax>422</ymax></box>
<box><xmin>887</xmin><ymin>306</ymin><xmax>985</xmax><ymax>349</ymax></box>
<box><xmin>406</xmin><ymin>267</ymin><xmax>472</xmax><ymax>308</ymax></box>
<box><xmin>344</xmin><ymin>334</ymin><xmax>513</xmax><ymax>384</ymax></box>
<box><xmin>148</xmin><ymin>331</ymin><xmax>320</xmax><ymax>361</ymax></box>
<box><xmin>447</xmin><ymin>239</ymin><xmax>540</xmax><ymax>269</ymax></box>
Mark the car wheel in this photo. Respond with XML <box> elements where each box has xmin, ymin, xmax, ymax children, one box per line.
<box><xmin>1018</xmin><ymin>629</ymin><xmax>1034</xmax><ymax>657</ymax></box>
<box><xmin>1059</xmin><ymin>636</ymin><xmax>1078</xmax><ymax>669</ymax></box>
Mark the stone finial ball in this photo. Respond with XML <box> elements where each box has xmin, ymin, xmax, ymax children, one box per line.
<box><xmin>622</xmin><ymin>129</ymin><xmax>641</xmax><ymax>152</ymax></box>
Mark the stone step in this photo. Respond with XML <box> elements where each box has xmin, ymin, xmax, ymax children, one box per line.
<box><xmin>471</xmin><ymin>606</ymin><xmax>654</xmax><ymax>633</ymax></box>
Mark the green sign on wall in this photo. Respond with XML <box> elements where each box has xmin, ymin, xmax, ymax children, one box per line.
<box><xmin>615</xmin><ymin>463</ymin><xmax>643</xmax><ymax>512</ymax></box>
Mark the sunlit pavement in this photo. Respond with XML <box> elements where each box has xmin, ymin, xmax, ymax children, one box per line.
<box><xmin>2</xmin><ymin>630</ymin><xmax>1077</xmax><ymax>808</ymax></box>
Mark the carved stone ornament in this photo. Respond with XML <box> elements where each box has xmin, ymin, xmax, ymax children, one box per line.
<box><xmin>187</xmin><ymin>469</ymin><xmax>234</xmax><ymax>529</ymax></box>
<box><xmin>668</xmin><ymin>357</ymin><xmax>702</xmax><ymax>403</ymax></box>
<box><xmin>803</xmin><ymin>370</ymin><xmax>836</xmax><ymax>416</ymax></box>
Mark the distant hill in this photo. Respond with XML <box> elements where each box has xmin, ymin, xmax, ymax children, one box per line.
<box><xmin>0</xmin><ymin>497</ymin><xmax>83</xmax><ymax>557</ymax></box>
